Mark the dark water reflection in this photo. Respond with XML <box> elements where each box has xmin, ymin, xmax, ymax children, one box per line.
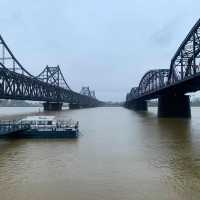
<box><xmin>0</xmin><ymin>107</ymin><xmax>200</xmax><ymax>200</ymax></box>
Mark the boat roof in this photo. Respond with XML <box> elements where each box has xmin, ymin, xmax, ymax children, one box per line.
<box><xmin>21</xmin><ymin>116</ymin><xmax>55</xmax><ymax>121</ymax></box>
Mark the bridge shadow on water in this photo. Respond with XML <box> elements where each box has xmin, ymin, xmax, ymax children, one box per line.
<box><xmin>131</xmin><ymin>108</ymin><xmax>200</xmax><ymax>198</ymax></box>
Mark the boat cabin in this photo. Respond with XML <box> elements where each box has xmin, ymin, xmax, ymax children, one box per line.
<box><xmin>18</xmin><ymin>116</ymin><xmax>56</xmax><ymax>127</ymax></box>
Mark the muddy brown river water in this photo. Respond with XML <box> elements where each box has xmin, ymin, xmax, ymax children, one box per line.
<box><xmin>0</xmin><ymin>107</ymin><xmax>200</xmax><ymax>200</ymax></box>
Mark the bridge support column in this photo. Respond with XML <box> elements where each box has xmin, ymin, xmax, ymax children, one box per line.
<box><xmin>128</xmin><ymin>100</ymin><xmax>148</xmax><ymax>111</ymax></box>
<box><xmin>158</xmin><ymin>94</ymin><xmax>191</xmax><ymax>118</ymax></box>
<box><xmin>69</xmin><ymin>103</ymin><xmax>80</xmax><ymax>109</ymax></box>
<box><xmin>43</xmin><ymin>102</ymin><xmax>63</xmax><ymax>111</ymax></box>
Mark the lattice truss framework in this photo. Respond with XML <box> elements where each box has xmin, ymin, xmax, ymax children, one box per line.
<box><xmin>0</xmin><ymin>35</ymin><xmax>99</xmax><ymax>106</ymax></box>
<box><xmin>127</xmin><ymin>18</ymin><xmax>200</xmax><ymax>102</ymax></box>
<box><xmin>169</xmin><ymin>19</ymin><xmax>200</xmax><ymax>83</ymax></box>
<box><xmin>126</xmin><ymin>69</ymin><xmax>169</xmax><ymax>101</ymax></box>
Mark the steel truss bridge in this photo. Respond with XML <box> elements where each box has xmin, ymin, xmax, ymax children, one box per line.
<box><xmin>0</xmin><ymin>35</ymin><xmax>101</xmax><ymax>110</ymax></box>
<box><xmin>126</xmin><ymin>18</ymin><xmax>200</xmax><ymax>117</ymax></box>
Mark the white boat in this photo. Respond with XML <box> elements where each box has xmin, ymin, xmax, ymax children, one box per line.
<box><xmin>14</xmin><ymin>116</ymin><xmax>79</xmax><ymax>138</ymax></box>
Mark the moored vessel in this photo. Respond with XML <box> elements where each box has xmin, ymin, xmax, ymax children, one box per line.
<box><xmin>0</xmin><ymin>116</ymin><xmax>79</xmax><ymax>139</ymax></box>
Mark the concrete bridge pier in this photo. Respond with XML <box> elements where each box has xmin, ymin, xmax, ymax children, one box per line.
<box><xmin>69</xmin><ymin>103</ymin><xmax>81</xmax><ymax>109</ymax></box>
<box><xmin>43</xmin><ymin>102</ymin><xmax>63</xmax><ymax>111</ymax></box>
<box><xmin>158</xmin><ymin>94</ymin><xmax>191</xmax><ymax>118</ymax></box>
<box><xmin>128</xmin><ymin>100</ymin><xmax>148</xmax><ymax>111</ymax></box>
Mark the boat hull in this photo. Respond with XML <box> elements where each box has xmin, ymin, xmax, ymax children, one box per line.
<box><xmin>0</xmin><ymin>129</ymin><xmax>79</xmax><ymax>139</ymax></box>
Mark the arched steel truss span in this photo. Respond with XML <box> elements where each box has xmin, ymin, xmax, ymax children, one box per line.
<box><xmin>126</xmin><ymin>69</ymin><xmax>169</xmax><ymax>101</ymax></box>
<box><xmin>126</xmin><ymin>18</ymin><xmax>200</xmax><ymax>103</ymax></box>
<box><xmin>0</xmin><ymin>35</ymin><xmax>101</xmax><ymax>107</ymax></box>
<box><xmin>169</xmin><ymin>18</ymin><xmax>200</xmax><ymax>83</ymax></box>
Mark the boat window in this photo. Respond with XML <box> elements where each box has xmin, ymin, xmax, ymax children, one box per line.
<box><xmin>24</xmin><ymin>120</ymin><xmax>36</xmax><ymax>125</ymax></box>
<box><xmin>30</xmin><ymin>121</ymin><xmax>36</xmax><ymax>125</ymax></box>
<box><xmin>47</xmin><ymin>121</ymin><xmax>52</xmax><ymax>125</ymax></box>
<box><xmin>38</xmin><ymin>121</ymin><xmax>46</xmax><ymax>125</ymax></box>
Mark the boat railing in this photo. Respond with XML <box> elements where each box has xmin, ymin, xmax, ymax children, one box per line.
<box><xmin>52</xmin><ymin>120</ymin><xmax>74</xmax><ymax>127</ymax></box>
<box><xmin>0</xmin><ymin>119</ymin><xmax>79</xmax><ymax>136</ymax></box>
<box><xmin>0</xmin><ymin>120</ymin><xmax>30</xmax><ymax>135</ymax></box>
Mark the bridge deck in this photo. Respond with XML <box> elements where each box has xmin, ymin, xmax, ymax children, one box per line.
<box><xmin>126</xmin><ymin>18</ymin><xmax>200</xmax><ymax>106</ymax></box>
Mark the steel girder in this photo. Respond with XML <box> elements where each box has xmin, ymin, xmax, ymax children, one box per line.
<box><xmin>0</xmin><ymin>64</ymin><xmax>72</xmax><ymax>102</ymax></box>
<box><xmin>80</xmin><ymin>86</ymin><xmax>96</xmax><ymax>98</ymax></box>
<box><xmin>169</xmin><ymin>19</ymin><xmax>200</xmax><ymax>83</ymax></box>
<box><xmin>0</xmin><ymin>35</ymin><xmax>33</xmax><ymax>76</ymax></box>
<box><xmin>126</xmin><ymin>87</ymin><xmax>138</xmax><ymax>102</ymax></box>
<box><xmin>0</xmin><ymin>63</ymin><xmax>99</xmax><ymax>106</ymax></box>
<box><xmin>0</xmin><ymin>35</ymin><xmax>100</xmax><ymax>106</ymax></box>
<box><xmin>126</xmin><ymin>18</ymin><xmax>200</xmax><ymax>103</ymax></box>
<box><xmin>37</xmin><ymin>65</ymin><xmax>71</xmax><ymax>90</ymax></box>
<box><xmin>126</xmin><ymin>69</ymin><xmax>169</xmax><ymax>101</ymax></box>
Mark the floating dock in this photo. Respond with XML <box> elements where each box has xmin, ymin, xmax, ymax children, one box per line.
<box><xmin>0</xmin><ymin>117</ymin><xmax>79</xmax><ymax>139</ymax></box>
<box><xmin>0</xmin><ymin>121</ymin><xmax>30</xmax><ymax>137</ymax></box>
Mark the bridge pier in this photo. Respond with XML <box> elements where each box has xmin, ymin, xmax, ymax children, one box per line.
<box><xmin>128</xmin><ymin>100</ymin><xmax>148</xmax><ymax>111</ymax></box>
<box><xmin>69</xmin><ymin>103</ymin><xmax>80</xmax><ymax>109</ymax></box>
<box><xmin>158</xmin><ymin>94</ymin><xmax>191</xmax><ymax>118</ymax></box>
<box><xmin>43</xmin><ymin>102</ymin><xmax>63</xmax><ymax>111</ymax></box>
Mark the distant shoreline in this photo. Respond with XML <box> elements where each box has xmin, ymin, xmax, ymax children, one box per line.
<box><xmin>0</xmin><ymin>105</ymin><xmax>200</xmax><ymax>108</ymax></box>
<box><xmin>0</xmin><ymin>105</ymin><xmax>42</xmax><ymax>107</ymax></box>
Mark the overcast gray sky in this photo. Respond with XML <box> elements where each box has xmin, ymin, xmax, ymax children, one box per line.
<box><xmin>0</xmin><ymin>0</ymin><xmax>199</xmax><ymax>101</ymax></box>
